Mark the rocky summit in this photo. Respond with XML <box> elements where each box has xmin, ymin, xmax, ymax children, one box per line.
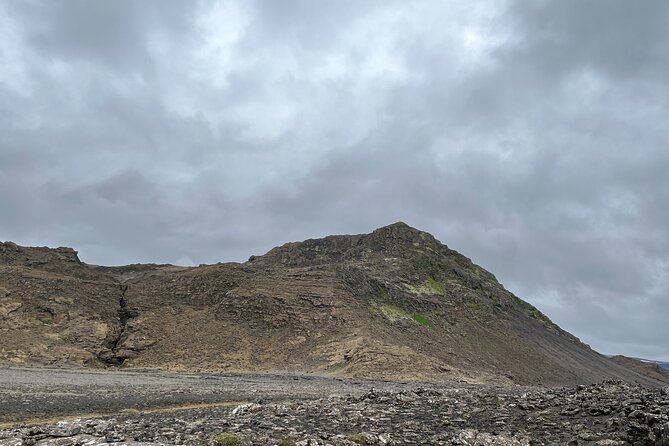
<box><xmin>0</xmin><ymin>223</ymin><xmax>667</xmax><ymax>386</ymax></box>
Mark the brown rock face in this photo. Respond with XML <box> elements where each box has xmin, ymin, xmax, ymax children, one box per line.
<box><xmin>0</xmin><ymin>224</ymin><xmax>666</xmax><ymax>386</ymax></box>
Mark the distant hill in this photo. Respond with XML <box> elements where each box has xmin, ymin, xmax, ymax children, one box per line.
<box><xmin>633</xmin><ymin>357</ymin><xmax>669</xmax><ymax>370</ymax></box>
<box><xmin>609</xmin><ymin>356</ymin><xmax>669</xmax><ymax>381</ymax></box>
<box><xmin>1</xmin><ymin>223</ymin><xmax>667</xmax><ymax>386</ymax></box>
<box><xmin>636</xmin><ymin>358</ymin><xmax>669</xmax><ymax>370</ymax></box>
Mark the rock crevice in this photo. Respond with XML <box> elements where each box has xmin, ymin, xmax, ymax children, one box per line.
<box><xmin>98</xmin><ymin>285</ymin><xmax>137</xmax><ymax>365</ymax></box>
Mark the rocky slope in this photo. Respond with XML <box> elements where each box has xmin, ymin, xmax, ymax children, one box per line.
<box><xmin>610</xmin><ymin>356</ymin><xmax>669</xmax><ymax>383</ymax></box>
<box><xmin>0</xmin><ymin>223</ymin><xmax>665</xmax><ymax>386</ymax></box>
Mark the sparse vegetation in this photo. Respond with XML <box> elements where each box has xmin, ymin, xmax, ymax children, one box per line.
<box><xmin>279</xmin><ymin>439</ymin><xmax>295</xmax><ymax>446</ymax></box>
<box><xmin>526</xmin><ymin>307</ymin><xmax>540</xmax><ymax>318</ymax></box>
<box><xmin>404</xmin><ymin>276</ymin><xmax>446</xmax><ymax>295</ymax></box>
<box><xmin>413</xmin><ymin>313</ymin><xmax>431</xmax><ymax>327</ymax></box>
<box><xmin>465</xmin><ymin>297</ymin><xmax>488</xmax><ymax>313</ymax></box>
<box><xmin>350</xmin><ymin>433</ymin><xmax>368</xmax><ymax>444</ymax></box>
<box><xmin>377</xmin><ymin>286</ymin><xmax>390</xmax><ymax>299</ymax></box>
<box><xmin>376</xmin><ymin>303</ymin><xmax>411</xmax><ymax>322</ymax></box>
<box><xmin>426</xmin><ymin>276</ymin><xmax>445</xmax><ymax>294</ymax></box>
<box><xmin>371</xmin><ymin>302</ymin><xmax>433</xmax><ymax>328</ymax></box>
<box><xmin>489</xmin><ymin>294</ymin><xmax>503</xmax><ymax>308</ymax></box>
<box><xmin>412</xmin><ymin>254</ymin><xmax>440</xmax><ymax>275</ymax></box>
<box><xmin>525</xmin><ymin>305</ymin><xmax>547</xmax><ymax>321</ymax></box>
<box><xmin>213</xmin><ymin>433</ymin><xmax>241</xmax><ymax>446</ymax></box>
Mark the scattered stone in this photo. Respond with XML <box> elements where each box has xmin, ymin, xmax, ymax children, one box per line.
<box><xmin>1</xmin><ymin>381</ymin><xmax>668</xmax><ymax>445</ymax></box>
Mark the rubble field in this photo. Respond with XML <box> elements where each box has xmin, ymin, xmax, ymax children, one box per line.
<box><xmin>1</xmin><ymin>368</ymin><xmax>668</xmax><ymax>445</ymax></box>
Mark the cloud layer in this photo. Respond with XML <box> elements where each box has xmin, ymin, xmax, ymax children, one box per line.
<box><xmin>1</xmin><ymin>0</ymin><xmax>668</xmax><ymax>360</ymax></box>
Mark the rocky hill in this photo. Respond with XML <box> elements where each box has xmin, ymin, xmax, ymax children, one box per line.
<box><xmin>610</xmin><ymin>355</ymin><xmax>669</xmax><ymax>382</ymax></box>
<box><xmin>0</xmin><ymin>223</ymin><xmax>665</xmax><ymax>386</ymax></box>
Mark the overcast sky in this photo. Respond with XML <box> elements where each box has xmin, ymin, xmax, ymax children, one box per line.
<box><xmin>1</xmin><ymin>0</ymin><xmax>668</xmax><ymax>361</ymax></box>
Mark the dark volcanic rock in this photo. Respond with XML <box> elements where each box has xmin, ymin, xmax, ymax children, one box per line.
<box><xmin>1</xmin><ymin>381</ymin><xmax>668</xmax><ymax>445</ymax></box>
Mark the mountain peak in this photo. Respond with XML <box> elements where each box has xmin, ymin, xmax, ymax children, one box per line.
<box><xmin>256</xmin><ymin>223</ymin><xmax>444</xmax><ymax>266</ymax></box>
<box><xmin>377</xmin><ymin>221</ymin><xmax>412</xmax><ymax>229</ymax></box>
<box><xmin>371</xmin><ymin>221</ymin><xmax>428</xmax><ymax>236</ymax></box>
<box><xmin>365</xmin><ymin>222</ymin><xmax>444</xmax><ymax>253</ymax></box>
<box><xmin>370</xmin><ymin>221</ymin><xmax>433</xmax><ymax>239</ymax></box>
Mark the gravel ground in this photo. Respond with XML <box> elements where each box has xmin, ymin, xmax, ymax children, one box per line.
<box><xmin>1</xmin><ymin>368</ymin><xmax>668</xmax><ymax>445</ymax></box>
<box><xmin>0</xmin><ymin>367</ymin><xmax>433</xmax><ymax>425</ymax></box>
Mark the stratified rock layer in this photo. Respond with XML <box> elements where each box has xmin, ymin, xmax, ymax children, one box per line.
<box><xmin>0</xmin><ymin>223</ymin><xmax>666</xmax><ymax>386</ymax></box>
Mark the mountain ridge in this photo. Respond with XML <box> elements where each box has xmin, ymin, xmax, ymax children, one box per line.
<box><xmin>1</xmin><ymin>223</ymin><xmax>666</xmax><ymax>387</ymax></box>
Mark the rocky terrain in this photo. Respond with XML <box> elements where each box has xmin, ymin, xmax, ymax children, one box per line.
<box><xmin>2</xmin><ymin>224</ymin><xmax>669</xmax><ymax>445</ymax></box>
<box><xmin>1</xmin><ymin>223</ymin><xmax>667</xmax><ymax>386</ymax></box>
<box><xmin>0</xmin><ymin>367</ymin><xmax>418</xmax><ymax>426</ymax></box>
<box><xmin>610</xmin><ymin>357</ymin><xmax>669</xmax><ymax>384</ymax></box>
<box><xmin>1</xmin><ymin>369</ymin><xmax>668</xmax><ymax>445</ymax></box>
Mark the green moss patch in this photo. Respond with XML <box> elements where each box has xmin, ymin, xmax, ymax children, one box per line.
<box><xmin>426</xmin><ymin>276</ymin><xmax>445</xmax><ymax>294</ymax></box>
<box><xmin>412</xmin><ymin>254</ymin><xmax>440</xmax><ymax>274</ymax></box>
<box><xmin>403</xmin><ymin>276</ymin><xmax>446</xmax><ymax>295</ymax></box>
<box><xmin>524</xmin><ymin>305</ymin><xmax>549</xmax><ymax>322</ymax></box>
<box><xmin>213</xmin><ymin>433</ymin><xmax>241</xmax><ymax>446</ymax></box>
<box><xmin>350</xmin><ymin>434</ymin><xmax>368</xmax><ymax>445</ymax></box>
<box><xmin>413</xmin><ymin>313</ymin><xmax>431</xmax><ymax>327</ymax></box>
<box><xmin>376</xmin><ymin>303</ymin><xmax>411</xmax><ymax>322</ymax></box>
<box><xmin>371</xmin><ymin>302</ymin><xmax>433</xmax><ymax>328</ymax></box>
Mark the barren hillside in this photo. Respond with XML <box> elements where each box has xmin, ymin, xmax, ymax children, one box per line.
<box><xmin>1</xmin><ymin>223</ymin><xmax>665</xmax><ymax>386</ymax></box>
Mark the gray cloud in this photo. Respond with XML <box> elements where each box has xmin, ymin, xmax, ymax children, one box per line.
<box><xmin>0</xmin><ymin>0</ymin><xmax>667</xmax><ymax>360</ymax></box>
